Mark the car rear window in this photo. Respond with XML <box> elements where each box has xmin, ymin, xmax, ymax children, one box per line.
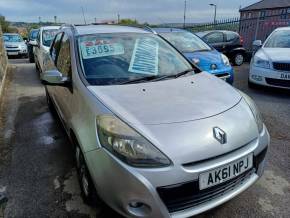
<box><xmin>226</xmin><ymin>32</ymin><xmax>238</xmax><ymax>42</ymax></box>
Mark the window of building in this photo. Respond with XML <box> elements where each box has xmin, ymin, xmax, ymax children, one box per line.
<box><xmin>248</xmin><ymin>12</ymin><xmax>252</xmax><ymax>19</ymax></box>
<box><xmin>260</xmin><ymin>11</ymin><xmax>266</xmax><ymax>20</ymax></box>
<box><xmin>281</xmin><ymin>9</ymin><xmax>287</xmax><ymax>19</ymax></box>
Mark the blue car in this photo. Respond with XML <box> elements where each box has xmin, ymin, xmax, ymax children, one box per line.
<box><xmin>154</xmin><ymin>28</ymin><xmax>234</xmax><ymax>84</ymax></box>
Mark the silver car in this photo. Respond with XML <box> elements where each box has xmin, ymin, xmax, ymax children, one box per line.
<box><xmin>3</xmin><ymin>33</ymin><xmax>28</xmax><ymax>58</ymax></box>
<box><xmin>42</xmin><ymin>25</ymin><xmax>270</xmax><ymax>218</ymax></box>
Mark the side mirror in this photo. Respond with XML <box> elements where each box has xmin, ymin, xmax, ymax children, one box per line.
<box><xmin>253</xmin><ymin>40</ymin><xmax>262</xmax><ymax>47</ymax></box>
<box><xmin>42</xmin><ymin>70</ymin><xmax>70</xmax><ymax>86</ymax></box>
<box><xmin>30</xmin><ymin>41</ymin><xmax>38</xmax><ymax>46</ymax></box>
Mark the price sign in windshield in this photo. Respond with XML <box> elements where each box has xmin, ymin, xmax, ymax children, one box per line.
<box><xmin>80</xmin><ymin>40</ymin><xmax>124</xmax><ymax>59</ymax></box>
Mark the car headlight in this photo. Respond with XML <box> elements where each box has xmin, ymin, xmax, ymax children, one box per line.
<box><xmin>239</xmin><ymin>91</ymin><xmax>263</xmax><ymax>133</ymax></box>
<box><xmin>253</xmin><ymin>56</ymin><xmax>270</xmax><ymax>69</ymax></box>
<box><xmin>96</xmin><ymin>115</ymin><xmax>171</xmax><ymax>168</ymax></box>
<box><xmin>221</xmin><ymin>54</ymin><xmax>230</xmax><ymax>66</ymax></box>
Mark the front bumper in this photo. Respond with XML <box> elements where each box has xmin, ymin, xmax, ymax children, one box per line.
<box><xmin>85</xmin><ymin>126</ymin><xmax>269</xmax><ymax>218</ymax></box>
<box><xmin>249</xmin><ymin>65</ymin><xmax>290</xmax><ymax>89</ymax></box>
<box><xmin>207</xmin><ymin>66</ymin><xmax>234</xmax><ymax>84</ymax></box>
<box><xmin>6</xmin><ymin>47</ymin><xmax>28</xmax><ymax>56</ymax></box>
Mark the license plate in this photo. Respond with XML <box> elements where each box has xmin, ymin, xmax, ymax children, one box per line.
<box><xmin>199</xmin><ymin>153</ymin><xmax>253</xmax><ymax>190</ymax></box>
<box><xmin>7</xmin><ymin>52</ymin><xmax>18</xmax><ymax>55</ymax></box>
<box><xmin>280</xmin><ymin>73</ymin><xmax>290</xmax><ymax>80</ymax></box>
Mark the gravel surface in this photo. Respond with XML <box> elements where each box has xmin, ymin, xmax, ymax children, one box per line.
<box><xmin>0</xmin><ymin>59</ymin><xmax>289</xmax><ymax>218</ymax></box>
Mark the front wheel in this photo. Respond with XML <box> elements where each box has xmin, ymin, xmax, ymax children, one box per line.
<box><xmin>233</xmin><ymin>53</ymin><xmax>244</xmax><ymax>66</ymax></box>
<box><xmin>75</xmin><ymin>146</ymin><xmax>99</xmax><ymax>206</ymax></box>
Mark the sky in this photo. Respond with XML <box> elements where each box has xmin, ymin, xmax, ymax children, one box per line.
<box><xmin>0</xmin><ymin>0</ymin><xmax>258</xmax><ymax>24</ymax></box>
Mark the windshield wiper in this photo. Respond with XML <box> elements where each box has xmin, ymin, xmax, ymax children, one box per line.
<box><xmin>120</xmin><ymin>75</ymin><xmax>159</xmax><ymax>85</ymax></box>
<box><xmin>151</xmin><ymin>69</ymin><xmax>195</xmax><ymax>82</ymax></box>
<box><xmin>194</xmin><ymin>49</ymin><xmax>211</xmax><ymax>52</ymax></box>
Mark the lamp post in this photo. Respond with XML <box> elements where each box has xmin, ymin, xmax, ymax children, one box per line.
<box><xmin>209</xmin><ymin>3</ymin><xmax>217</xmax><ymax>24</ymax></box>
<box><xmin>183</xmin><ymin>0</ymin><xmax>187</xmax><ymax>28</ymax></box>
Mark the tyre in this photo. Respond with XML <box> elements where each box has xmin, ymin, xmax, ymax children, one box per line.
<box><xmin>75</xmin><ymin>145</ymin><xmax>98</xmax><ymax>206</ymax></box>
<box><xmin>45</xmin><ymin>87</ymin><xmax>55</xmax><ymax>111</ymax></box>
<box><xmin>29</xmin><ymin>55</ymin><xmax>35</xmax><ymax>63</ymax></box>
<box><xmin>35</xmin><ymin>60</ymin><xmax>40</xmax><ymax>72</ymax></box>
<box><xmin>233</xmin><ymin>53</ymin><xmax>244</xmax><ymax>66</ymax></box>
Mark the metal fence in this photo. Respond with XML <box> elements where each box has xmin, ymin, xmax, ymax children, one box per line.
<box><xmin>164</xmin><ymin>13</ymin><xmax>290</xmax><ymax>51</ymax></box>
<box><xmin>185</xmin><ymin>17</ymin><xmax>240</xmax><ymax>33</ymax></box>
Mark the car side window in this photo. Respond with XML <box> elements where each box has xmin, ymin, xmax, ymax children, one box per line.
<box><xmin>226</xmin><ymin>32</ymin><xmax>238</xmax><ymax>42</ymax></box>
<box><xmin>56</xmin><ymin>33</ymin><xmax>71</xmax><ymax>78</ymax></box>
<box><xmin>36</xmin><ymin>31</ymin><xmax>41</xmax><ymax>46</ymax></box>
<box><xmin>205</xmin><ymin>32</ymin><xmax>224</xmax><ymax>43</ymax></box>
<box><xmin>50</xmin><ymin>33</ymin><xmax>63</xmax><ymax>63</ymax></box>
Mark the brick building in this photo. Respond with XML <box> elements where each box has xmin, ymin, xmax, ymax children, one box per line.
<box><xmin>239</xmin><ymin>0</ymin><xmax>290</xmax><ymax>50</ymax></box>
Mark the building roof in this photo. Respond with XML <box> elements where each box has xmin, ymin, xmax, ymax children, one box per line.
<box><xmin>240</xmin><ymin>0</ymin><xmax>290</xmax><ymax>12</ymax></box>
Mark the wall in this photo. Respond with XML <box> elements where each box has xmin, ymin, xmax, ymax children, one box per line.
<box><xmin>0</xmin><ymin>25</ymin><xmax>9</xmax><ymax>102</ymax></box>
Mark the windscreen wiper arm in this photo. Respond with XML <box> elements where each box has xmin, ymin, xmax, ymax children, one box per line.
<box><xmin>120</xmin><ymin>75</ymin><xmax>158</xmax><ymax>85</ymax></box>
<box><xmin>151</xmin><ymin>69</ymin><xmax>195</xmax><ymax>82</ymax></box>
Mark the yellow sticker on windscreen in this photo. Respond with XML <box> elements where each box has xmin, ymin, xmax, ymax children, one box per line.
<box><xmin>80</xmin><ymin>40</ymin><xmax>125</xmax><ymax>59</ymax></box>
<box><xmin>128</xmin><ymin>38</ymin><xmax>159</xmax><ymax>75</ymax></box>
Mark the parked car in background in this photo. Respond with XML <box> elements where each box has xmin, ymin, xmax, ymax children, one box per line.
<box><xmin>42</xmin><ymin>24</ymin><xmax>269</xmax><ymax>218</ymax></box>
<box><xmin>155</xmin><ymin>28</ymin><xmax>234</xmax><ymax>84</ymax></box>
<box><xmin>196</xmin><ymin>30</ymin><xmax>246</xmax><ymax>66</ymax></box>
<box><xmin>249</xmin><ymin>27</ymin><xmax>290</xmax><ymax>89</ymax></box>
<box><xmin>2</xmin><ymin>33</ymin><xmax>28</xmax><ymax>58</ymax></box>
<box><xmin>27</xmin><ymin>29</ymin><xmax>39</xmax><ymax>63</ymax></box>
<box><xmin>34</xmin><ymin>26</ymin><xmax>60</xmax><ymax>74</ymax></box>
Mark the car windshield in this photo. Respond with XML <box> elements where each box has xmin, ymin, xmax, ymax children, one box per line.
<box><xmin>30</xmin><ymin>30</ymin><xmax>39</xmax><ymax>40</ymax></box>
<box><xmin>264</xmin><ymin>29</ymin><xmax>290</xmax><ymax>48</ymax></box>
<box><xmin>78</xmin><ymin>33</ymin><xmax>193</xmax><ymax>86</ymax></box>
<box><xmin>159</xmin><ymin>31</ymin><xmax>211</xmax><ymax>53</ymax></box>
<box><xmin>3</xmin><ymin>34</ymin><xmax>23</xmax><ymax>42</ymax></box>
<box><xmin>42</xmin><ymin>29</ymin><xmax>58</xmax><ymax>47</ymax></box>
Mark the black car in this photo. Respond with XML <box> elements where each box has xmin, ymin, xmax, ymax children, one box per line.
<box><xmin>27</xmin><ymin>29</ymin><xmax>39</xmax><ymax>63</ymax></box>
<box><xmin>196</xmin><ymin>30</ymin><xmax>246</xmax><ymax>66</ymax></box>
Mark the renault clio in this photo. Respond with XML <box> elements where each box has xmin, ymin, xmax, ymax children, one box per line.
<box><xmin>43</xmin><ymin>25</ymin><xmax>270</xmax><ymax>218</ymax></box>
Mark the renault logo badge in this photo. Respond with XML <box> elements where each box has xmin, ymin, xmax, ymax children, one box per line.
<box><xmin>213</xmin><ymin>127</ymin><xmax>227</xmax><ymax>144</ymax></box>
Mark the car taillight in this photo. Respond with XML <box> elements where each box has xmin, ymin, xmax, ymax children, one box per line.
<box><xmin>240</xmin><ymin>36</ymin><xmax>244</xmax><ymax>45</ymax></box>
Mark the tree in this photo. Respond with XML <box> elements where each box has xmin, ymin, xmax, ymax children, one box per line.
<box><xmin>119</xmin><ymin>19</ymin><xmax>139</xmax><ymax>25</ymax></box>
<box><xmin>0</xmin><ymin>15</ymin><xmax>9</xmax><ymax>33</ymax></box>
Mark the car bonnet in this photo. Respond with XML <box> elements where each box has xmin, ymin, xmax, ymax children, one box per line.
<box><xmin>88</xmin><ymin>72</ymin><xmax>242</xmax><ymax>125</ymax></box>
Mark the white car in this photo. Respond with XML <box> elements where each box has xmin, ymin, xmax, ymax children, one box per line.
<box><xmin>249</xmin><ymin>27</ymin><xmax>290</xmax><ymax>89</ymax></box>
<box><xmin>34</xmin><ymin>26</ymin><xmax>60</xmax><ymax>76</ymax></box>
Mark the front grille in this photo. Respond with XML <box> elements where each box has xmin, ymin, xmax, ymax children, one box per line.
<box><xmin>266</xmin><ymin>78</ymin><xmax>290</xmax><ymax>88</ymax></box>
<box><xmin>157</xmin><ymin>148</ymin><xmax>267</xmax><ymax>213</ymax></box>
<box><xmin>6</xmin><ymin>49</ymin><xmax>20</xmax><ymax>52</ymax></box>
<box><xmin>273</xmin><ymin>62</ymin><xmax>290</xmax><ymax>71</ymax></box>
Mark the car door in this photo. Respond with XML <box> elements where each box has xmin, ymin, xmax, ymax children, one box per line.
<box><xmin>204</xmin><ymin>32</ymin><xmax>225</xmax><ymax>52</ymax></box>
<box><xmin>224</xmin><ymin>32</ymin><xmax>239</xmax><ymax>55</ymax></box>
<box><xmin>52</xmin><ymin>32</ymin><xmax>73</xmax><ymax>129</ymax></box>
<box><xmin>34</xmin><ymin>31</ymin><xmax>41</xmax><ymax>66</ymax></box>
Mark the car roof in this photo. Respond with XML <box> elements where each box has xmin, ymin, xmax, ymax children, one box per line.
<box><xmin>40</xmin><ymin>26</ymin><xmax>60</xmax><ymax>31</ymax></box>
<box><xmin>275</xmin><ymin>26</ymin><xmax>290</xmax><ymax>31</ymax></box>
<box><xmin>196</xmin><ymin>30</ymin><xmax>238</xmax><ymax>35</ymax></box>
<box><xmin>73</xmin><ymin>25</ymin><xmax>150</xmax><ymax>36</ymax></box>
<box><xmin>152</xmin><ymin>28</ymin><xmax>188</xmax><ymax>33</ymax></box>
<box><xmin>3</xmin><ymin>33</ymin><xmax>21</xmax><ymax>35</ymax></box>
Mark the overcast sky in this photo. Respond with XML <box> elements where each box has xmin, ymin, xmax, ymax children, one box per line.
<box><xmin>0</xmin><ymin>0</ymin><xmax>258</xmax><ymax>24</ymax></box>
